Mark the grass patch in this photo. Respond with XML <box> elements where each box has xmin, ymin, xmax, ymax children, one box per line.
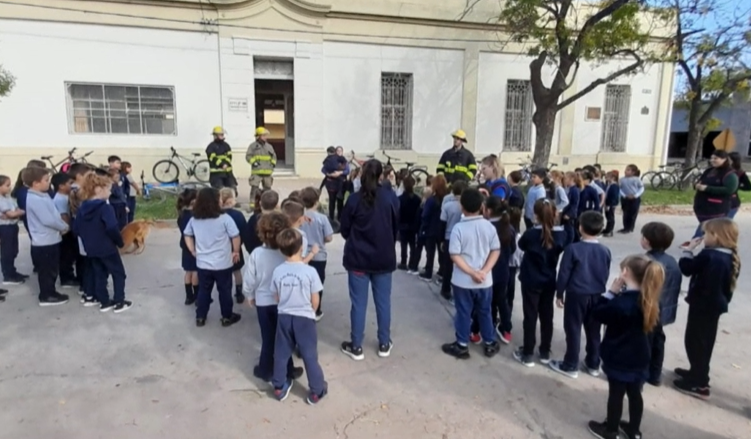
<box><xmin>641</xmin><ymin>189</ymin><xmax>751</xmax><ymax>206</ymax></box>
<box><xmin>134</xmin><ymin>196</ymin><xmax>178</xmax><ymax>221</ymax></box>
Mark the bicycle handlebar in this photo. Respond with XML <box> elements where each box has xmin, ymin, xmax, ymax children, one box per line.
<box><xmin>67</xmin><ymin>147</ymin><xmax>77</xmax><ymax>156</ymax></box>
<box><xmin>83</xmin><ymin>151</ymin><xmax>94</xmax><ymax>157</ymax></box>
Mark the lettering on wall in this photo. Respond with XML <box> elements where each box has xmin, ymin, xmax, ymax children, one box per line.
<box><xmin>228</xmin><ymin>98</ymin><xmax>249</xmax><ymax>113</ymax></box>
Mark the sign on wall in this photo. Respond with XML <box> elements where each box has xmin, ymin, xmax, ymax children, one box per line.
<box><xmin>228</xmin><ymin>98</ymin><xmax>249</xmax><ymax>113</ymax></box>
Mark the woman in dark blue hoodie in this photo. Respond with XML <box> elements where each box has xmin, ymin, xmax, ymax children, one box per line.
<box><xmin>339</xmin><ymin>159</ymin><xmax>399</xmax><ymax>361</ymax></box>
<box><xmin>74</xmin><ymin>173</ymin><xmax>130</xmax><ymax>313</ymax></box>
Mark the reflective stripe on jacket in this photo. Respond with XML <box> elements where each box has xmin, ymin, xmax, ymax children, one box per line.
<box><xmin>206</xmin><ymin>140</ymin><xmax>233</xmax><ymax>173</ymax></box>
<box><xmin>245</xmin><ymin>141</ymin><xmax>277</xmax><ymax>176</ymax></box>
<box><xmin>436</xmin><ymin>146</ymin><xmax>477</xmax><ymax>183</ymax></box>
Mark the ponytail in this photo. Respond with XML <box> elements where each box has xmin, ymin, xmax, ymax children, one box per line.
<box><xmin>360</xmin><ymin>159</ymin><xmax>383</xmax><ymax>206</ymax></box>
<box><xmin>486</xmin><ymin>196</ymin><xmax>514</xmax><ymax>247</ymax></box>
<box><xmin>640</xmin><ymin>261</ymin><xmax>664</xmax><ymax>333</ymax></box>
<box><xmin>534</xmin><ymin>198</ymin><xmax>556</xmax><ymax>248</ymax></box>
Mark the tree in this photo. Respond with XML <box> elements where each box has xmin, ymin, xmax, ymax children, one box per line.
<box><xmin>0</xmin><ymin>64</ymin><xmax>14</xmax><ymax>99</ymax></box>
<box><xmin>666</xmin><ymin>0</ymin><xmax>751</xmax><ymax>166</ymax></box>
<box><xmin>462</xmin><ymin>0</ymin><xmax>665</xmax><ymax>166</ymax></box>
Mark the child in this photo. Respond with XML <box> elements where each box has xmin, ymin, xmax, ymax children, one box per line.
<box><xmin>122</xmin><ymin>161</ymin><xmax>140</xmax><ymax>224</ymax></box>
<box><xmin>11</xmin><ymin>159</ymin><xmax>49</xmax><ymax>274</ymax></box>
<box><xmin>588</xmin><ymin>255</ymin><xmax>664</xmax><ymax>439</ymax></box>
<box><xmin>550</xmin><ymin>211</ymin><xmax>611</xmax><ymax>379</ymax></box>
<box><xmin>270</xmin><ymin>228</ymin><xmax>327</xmax><ymax>404</ymax></box>
<box><xmin>108</xmin><ymin>169</ymin><xmax>128</xmax><ymax>231</ymax></box>
<box><xmin>397</xmin><ymin>176</ymin><xmax>421</xmax><ymax>273</ymax></box>
<box><xmin>507</xmin><ymin>207</ymin><xmax>523</xmax><ymax>319</ymax></box>
<box><xmin>282</xmin><ymin>201</ymin><xmax>319</xmax><ymax>264</ymax></box>
<box><xmin>640</xmin><ymin>222</ymin><xmax>681</xmax><ymax>386</ymax></box>
<box><xmin>603</xmin><ymin>171</ymin><xmax>620</xmax><ymax>237</ymax></box>
<box><xmin>75</xmin><ymin>173</ymin><xmax>131</xmax><ymax>313</ymax></box>
<box><xmin>549</xmin><ymin>171</ymin><xmax>570</xmax><ymax>215</ymax></box>
<box><xmin>244</xmin><ymin>212</ymin><xmax>303</xmax><ymax>382</ymax></box>
<box><xmin>514</xmin><ymin>199</ymin><xmax>569</xmax><ymax>367</ymax></box>
<box><xmin>24</xmin><ymin>167</ymin><xmax>70</xmax><ymax>306</ymax></box>
<box><xmin>419</xmin><ymin>175</ymin><xmax>448</xmax><ymax>282</ymax></box>
<box><xmin>578</xmin><ymin>171</ymin><xmax>601</xmax><ymax>214</ymax></box>
<box><xmin>439</xmin><ymin>180</ymin><xmax>468</xmax><ymax>300</ymax></box>
<box><xmin>441</xmin><ymin>188</ymin><xmax>501</xmax><ymax>359</ymax></box>
<box><xmin>244</xmin><ymin>190</ymin><xmax>279</xmax><ymax>255</ymax></box>
<box><xmin>177</xmin><ymin>189</ymin><xmax>199</xmax><ymax>305</ymax></box>
<box><xmin>484</xmin><ymin>196</ymin><xmax>517</xmax><ymax>344</ymax></box>
<box><xmin>300</xmin><ymin>187</ymin><xmax>334</xmax><ymax>321</ymax></box>
<box><xmin>506</xmin><ymin>170</ymin><xmax>525</xmax><ymax>235</ymax></box>
<box><xmin>674</xmin><ymin>218</ymin><xmax>739</xmax><ymax>399</ymax></box>
<box><xmin>618</xmin><ymin>164</ymin><xmax>644</xmax><ymax>234</ymax></box>
<box><xmin>523</xmin><ymin>169</ymin><xmax>547</xmax><ymax>230</ymax></box>
<box><xmin>52</xmin><ymin>172</ymin><xmax>79</xmax><ymax>289</ymax></box>
<box><xmin>183</xmin><ymin>187</ymin><xmax>242</xmax><ymax>327</ymax></box>
<box><xmin>0</xmin><ymin>175</ymin><xmax>27</xmax><ymax>285</ymax></box>
<box><xmin>220</xmin><ymin>188</ymin><xmax>248</xmax><ymax>304</ymax></box>
<box><xmin>561</xmin><ymin>172</ymin><xmax>580</xmax><ymax>244</ymax></box>
<box><xmin>68</xmin><ymin>163</ymin><xmax>94</xmax><ymax>299</ymax></box>
<box><xmin>408</xmin><ymin>184</ymin><xmax>432</xmax><ymax>275</ymax></box>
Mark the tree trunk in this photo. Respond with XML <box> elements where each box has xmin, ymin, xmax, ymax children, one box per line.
<box><xmin>532</xmin><ymin>106</ymin><xmax>558</xmax><ymax>168</ymax></box>
<box><xmin>684</xmin><ymin>125</ymin><xmax>703</xmax><ymax>168</ymax></box>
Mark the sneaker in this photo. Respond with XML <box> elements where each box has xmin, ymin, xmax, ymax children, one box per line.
<box><xmin>469</xmin><ymin>333</ymin><xmax>482</xmax><ymax>344</ymax></box>
<box><xmin>439</xmin><ymin>289</ymin><xmax>453</xmax><ymax>302</ymax></box>
<box><xmin>484</xmin><ymin>341</ymin><xmax>500</xmax><ymax>358</ymax></box>
<box><xmin>616</xmin><ymin>229</ymin><xmax>629</xmax><ymax>234</ymax></box>
<box><xmin>587</xmin><ymin>366</ymin><xmax>601</xmax><ymax>377</ymax></box>
<box><xmin>407</xmin><ymin>270</ymin><xmax>419</xmax><ymax>275</ymax></box>
<box><xmin>82</xmin><ymin>296</ymin><xmax>99</xmax><ymax>307</ymax></box>
<box><xmin>341</xmin><ymin>342</ymin><xmax>365</xmax><ymax>361</ymax></box>
<box><xmin>538</xmin><ymin>351</ymin><xmax>552</xmax><ymax>365</ymax></box>
<box><xmin>418</xmin><ymin>272</ymin><xmax>432</xmax><ymax>282</ymax></box>
<box><xmin>602</xmin><ymin>232</ymin><xmax>614</xmax><ymax>237</ymax></box>
<box><xmin>2</xmin><ymin>277</ymin><xmax>24</xmax><ymax>285</ymax></box>
<box><xmin>587</xmin><ymin>420</ymin><xmax>620</xmax><ymax>439</ymax></box>
<box><xmin>647</xmin><ymin>378</ymin><xmax>661</xmax><ymax>387</ymax></box>
<box><xmin>496</xmin><ymin>327</ymin><xmax>512</xmax><ymax>345</ymax></box>
<box><xmin>252</xmin><ymin>365</ymin><xmax>270</xmax><ymax>382</ymax></box>
<box><xmin>673</xmin><ymin>378</ymin><xmax>710</xmax><ymax>400</ymax></box>
<box><xmin>619</xmin><ymin>421</ymin><xmax>643</xmax><ymax>439</ymax></box>
<box><xmin>433</xmin><ymin>278</ymin><xmax>442</xmax><ymax>286</ymax></box>
<box><xmin>61</xmin><ymin>280</ymin><xmax>79</xmax><ymax>289</ymax></box>
<box><xmin>18</xmin><ymin>273</ymin><xmax>29</xmax><ymax>280</ymax></box>
<box><xmin>0</xmin><ymin>295</ymin><xmax>5</xmax><ymax>302</ymax></box>
<box><xmin>435</xmin><ymin>274</ymin><xmax>443</xmax><ymax>283</ymax></box>
<box><xmin>397</xmin><ymin>263</ymin><xmax>408</xmax><ymax>271</ymax></box>
<box><xmin>0</xmin><ymin>288</ymin><xmax>8</xmax><ymax>295</ymax></box>
<box><xmin>39</xmin><ymin>294</ymin><xmax>69</xmax><ymax>307</ymax></box>
<box><xmin>513</xmin><ymin>348</ymin><xmax>535</xmax><ymax>367</ymax></box>
<box><xmin>441</xmin><ymin>341</ymin><xmax>470</xmax><ymax>359</ymax></box>
<box><xmin>289</xmin><ymin>367</ymin><xmax>304</xmax><ymax>380</ymax></box>
<box><xmin>234</xmin><ymin>292</ymin><xmax>246</xmax><ymax>304</ymax></box>
<box><xmin>100</xmin><ymin>302</ymin><xmax>115</xmax><ymax>313</ymax></box>
<box><xmin>196</xmin><ymin>318</ymin><xmax>207</xmax><ymax>327</ymax></box>
<box><xmin>673</xmin><ymin>367</ymin><xmax>690</xmax><ymax>379</ymax></box>
<box><xmin>378</xmin><ymin>341</ymin><xmax>393</xmax><ymax>358</ymax></box>
<box><xmin>549</xmin><ymin>360</ymin><xmax>579</xmax><ymax>379</ymax></box>
<box><xmin>273</xmin><ymin>379</ymin><xmax>293</xmax><ymax>402</ymax></box>
<box><xmin>306</xmin><ymin>388</ymin><xmax>328</xmax><ymax>405</ymax></box>
<box><xmin>113</xmin><ymin>300</ymin><xmax>133</xmax><ymax>313</ymax></box>
<box><xmin>221</xmin><ymin>313</ymin><xmax>242</xmax><ymax>327</ymax></box>
<box><xmin>77</xmin><ymin>288</ymin><xmax>85</xmax><ymax>296</ymax></box>
<box><xmin>315</xmin><ymin>311</ymin><xmax>324</xmax><ymax>322</ymax></box>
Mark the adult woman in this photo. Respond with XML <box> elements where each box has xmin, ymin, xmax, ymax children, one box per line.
<box><xmin>691</xmin><ymin>149</ymin><xmax>738</xmax><ymax>238</ymax></box>
<box><xmin>340</xmin><ymin>159</ymin><xmax>400</xmax><ymax>361</ymax></box>
<box><xmin>727</xmin><ymin>151</ymin><xmax>751</xmax><ymax>219</ymax></box>
<box><xmin>480</xmin><ymin>155</ymin><xmax>510</xmax><ymax>199</ymax></box>
<box><xmin>419</xmin><ymin>175</ymin><xmax>448</xmax><ymax>282</ymax></box>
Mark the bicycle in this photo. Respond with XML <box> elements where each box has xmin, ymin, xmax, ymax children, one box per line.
<box><xmin>651</xmin><ymin>161</ymin><xmax>707</xmax><ymax>191</ymax></box>
<box><xmin>152</xmin><ymin>146</ymin><xmax>210</xmax><ymax>184</ymax></box>
<box><xmin>40</xmin><ymin>148</ymin><xmax>93</xmax><ymax>173</ymax></box>
<box><xmin>366</xmin><ymin>151</ymin><xmax>430</xmax><ymax>189</ymax></box>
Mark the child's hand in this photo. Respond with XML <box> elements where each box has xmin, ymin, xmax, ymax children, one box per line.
<box><xmin>247</xmin><ymin>298</ymin><xmax>255</xmax><ymax>307</ymax></box>
<box><xmin>609</xmin><ymin>277</ymin><xmax>625</xmax><ymax>294</ymax></box>
<box><xmin>311</xmin><ymin>244</ymin><xmax>320</xmax><ymax>255</ymax></box>
<box><xmin>556</xmin><ymin>298</ymin><xmax>564</xmax><ymax>308</ymax></box>
<box><xmin>232</xmin><ymin>251</ymin><xmax>240</xmax><ymax>263</ymax></box>
<box><xmin>683</xmin><ymin>237</ymin><xmax>703</xmax><ymax>251</ymax></box>
<box><xmin>471</xmin><ymin>270</ymin><xmax>486</xmax><ymax>284</ymax></box>
<box><xmin>125</xmin><ymin>207</ymin><xmax>130</xmax><ymax>213</ymax></box>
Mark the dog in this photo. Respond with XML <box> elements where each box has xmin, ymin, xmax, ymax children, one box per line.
<box><xmin>120</xmin><ymin>219</ymin><xmax>156</xmax><ymax>255</ymax></box>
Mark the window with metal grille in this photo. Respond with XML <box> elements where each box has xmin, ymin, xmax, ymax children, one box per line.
<box><xmin>66</xmin><ymin>83</ymin><xmax>176</xmax><ymax>135</ymax></box>
<box><xmin>504</xmin><ymin>80</ymin><xmax>534</xmax><ymax>152</ymax></box>
<box><xmin>600</xmin><ymin>85</ymin><xmax>631</xmax><ymax>152</ymax></box>
<box><xmin>381</xmin><ymin>72</ymin><xmax>413</xmax><ymax>150</ymax></box>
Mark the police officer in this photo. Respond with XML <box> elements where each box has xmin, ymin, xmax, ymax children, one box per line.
<box><xmin>206</xmin><ymin>126</ymin><xmax>237</xmax><ymax>191</ymax></box>
<box><xmin>245</xmin><ymin>127</ymin><xmax>277</xmax><ymax>208</ymax></box>
<box><xmin>436</xmin><ymin>129</ymin><xmax>477</xmax><ymax>184</ymax></box>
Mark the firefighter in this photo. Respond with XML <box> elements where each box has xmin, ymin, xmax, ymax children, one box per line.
<box><xmin>436</xmin><ymin>129</ymin><xmax>477</xmax><ymax>184</ymax></box>
<box><xmin>245</xmin><ymin>127</ymin><xmax>277</xmax><ymax>208</ymax></box>
<box><xmin>206</xmin><ymin>126</ymin><xmax>237</xmax><ymax>191</ymax></box>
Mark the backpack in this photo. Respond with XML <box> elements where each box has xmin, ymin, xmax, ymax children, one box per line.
<box><xmin>487</xmin><ymin>179</ymin><xmax>511</xmax><ymax>201</ymax></box>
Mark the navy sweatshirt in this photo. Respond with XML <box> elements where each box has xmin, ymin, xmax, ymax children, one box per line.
<box><xmin>74</xmin><ymin>199</ymin><xmax>124</xmax><ymax>257</ymax></box>
<box><xmin>243</xmin><ymin>213</ymin><xmax>263</xmax><ymax>255</ymax></box>
<box><xmin>561</xmin><ymin>186</ymin><xmax>579</xmax><ymax>220</ymax></box>
<box><xmin>578</xmin><ymin>185</ymin><xmax>600</xmax><ymax>213</ymax></box>
<box><xmin>518</xmin><ymin>225</ymin><xmax>570</xmax><ymax>290</ymax></box>
<box><xmin>177</xmin><ymin>209</ymin><xmax>193</xmax><ymax>250</ymax></box>
<box><xmin>595</xmin><ymin>290</ymin><xmax>650</xmax><ymax>382</ymax></box>
<box><xmin>508</xmin><ymin>186</ymin><xmax>525</xmax><ymax>210</ymax></box>
<box><xmin>556</xmin><ymin>240</ymin><xmax>611</xmax><ymax>298</ymax></box>
<box><xmin>398</xmin><ymin>192</ymin><xmax>421</xmax><ymax>233</ymax></box>
<box><xmin>491</xmin><ymin>223</ymin><xmax>517</xmax><ymax>289</ymax></box>
<box><xmin>223</xmin><ymin>208</ymin><xmax>248</xmax><ymax>248</ymax></box>
<box><xmin>109</xmin><ymin>183</ymin><xmax>127</xmax><ymax>207</ymax></box>
<box><xmin>605</xmin><ymin>183</ymin><xmax>620</xmax><ymax>207</ymax></box>
<box><xmin>647</xmin><ymin>250</ymin><xmax>682</xmax><ymax>326</ymax></box>
<box><xmin>680</xmin><ymin>248</ymin><xmax>735</xmax><ymax>314</ymax></box>
<box><xmin>341</xmin><ymin>184</ymin><xmax>399</xmax><ymax>273</ymax></box>
<box><xmin>419</xmin><ymin>195</ymin><xmax>443</xmax><ymax>239</ymax></box>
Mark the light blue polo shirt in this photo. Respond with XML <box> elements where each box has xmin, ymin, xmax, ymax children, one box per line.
<box><xmin>449</xmin><ymin>215</ymin><xmax>501</xmax><ymax>289</ymax></box>
<box><xmin>440</xmin><ymin>193</ymin><xmax>463</xmax><ymax>240</ymax></box>
<box><xmin>183</xmin><ymin>214</ymin><xmax>240</xmax><ymax>270</ymax></box>
<box><xmin>301</xmin><ymin>209</ymin><xmax>334</xmax><ymax>261</ymax></box>
<box><xmin>272</xmin><ymin>261</ymin><xmax>323</xmax><ymax>320</ymax></box>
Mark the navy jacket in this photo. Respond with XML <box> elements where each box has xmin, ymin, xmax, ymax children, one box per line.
<box><xmin>74</xmin><ymin>199</ymin><xmax>123</xmax><ymax>257</ymax></box>
<box><xmin>508</xmin><ymin>186</ymin><xmax>525</xmax><ymax>210</ymax></box>
<box><xmin>109</xmin><ymin>183</ymin><xmax>127</xmax><ymax>207</ymax></box>
<box><xmin>561</xmin><ymin>186</ymin><xmax>579</xmax><ymax>220</ymax></box>
<box><xmin>243</xmin><ymin>213</ymin><xmax>263</xmax><ymax>255</ymax></box>
<box><xmin>595</xmin><ymin>290</ymin><xmax>650</xmax><ymax>382</ymax></box>
<box><xmin>419</xmin><ymin>196</ymin><xmax>443</xmax><ymax>239</ymax></box>
<box><xmin>648</xmin><ymin>250</ymin><xmax>682</xmax><ymax>325</ymax></box>
<box><xmin>177</xmin><ymin>209</ymin><xmax>193</xmax><ymax>250</ymax></box>
<box><xmin>341</xmin><ymin>185</ymin><xmax>399</xmax><ymax>273</ymax></box>
<box><xmin>223</xmin><ymin>208</ymin><xmax>248</xmax><ymax>248</ymax></box>
<box><xmin>518</xmin><ymin>225</ymin><xmax>570</xmax><ymax>290</ymax></box>
<box><xmin>605</xmin><ymin>183</ymin><xmax>620</xmax><ymax>207</ymax></box>
<box><xmin>578</xmin><ymin>185</ymin><xmax>600</xmax><ymax>213</ymax></box>
<box><xmin>556</xmin><ymin>240</ymin><xmax>611</xmax><ymax>298</ymax></box>
<box><xmin>398</xmin><ymin>192</ymin><xmax>421</xmax><ymax>233</ymax></box>
<box><xmin>680</xmin><ymin>248</ymin><xmax>735</xmax><ymax>314</ymax></box>
<box><xmin>491</xmin><ymin>224</ymin><xmax>517</xmax><ymax>289</ymax></box>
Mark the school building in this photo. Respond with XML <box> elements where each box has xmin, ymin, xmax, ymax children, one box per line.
<box><xmin>0</xmin><ymin>0</ymin><xmax>675</xmax><ymax>180</ymax></box>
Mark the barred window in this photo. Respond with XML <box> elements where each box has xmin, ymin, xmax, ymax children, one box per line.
<box><xmin>504</xmin><ymin>80</ymin><xmax>533</xmax><ymax>152</ymax></box>
<box><xmin>600</xmin><ymin>85</ymin><xmax>631</xmax><ymax>152</ymax></box>
<box><xmin>381</xmin><ymin>72</ymin><xmax>413</xmax><ymax>150</ymax></box>
<box><xmin>66</xmin><ymin>83</ymin><xmax>176</xmax><ymax>135</ymax></box>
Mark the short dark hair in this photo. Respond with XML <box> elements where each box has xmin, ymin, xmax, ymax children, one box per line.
<box><xmin>531</xmin><ymin>168</ymin><xmax>547</xmax><ymax>179</ymax></box>
<box><xmin>21</xmin><ymin>167</ymin><xmax>50</xmax><ymax>187</ymax></box>
<box><xmin>578</xmin><ymin>211</ymin><xmax>605</xmax><ymax>236</ymax></box>
<box><xmin>257</xmin><ymin>212</ymin><xmax>291</xmax><ymax>249</ymax></box>
<box><xmin>451</xmin><ymin>180</ymin><xmax>468</xmax><ymax>196</ymax></box>
<box><xmin>282</xmin><ymin>200</ymin><xmax>305</xmax><ymax>223</ymax></box>
<box><xmin>260</xmin><ymin>190</ymin><xmax>279</xmax><ymax>211</ymax></box>
<box><xmin>277</xmin><ymin>228</ymin><xmax>303</xmax><ymax>257</ymax></box>
<box><xmin>326</xmin><ymin>146</ymin><xmax>336</xmax><ymax>154</ymax></box>
<box><xmin>107</xmin><ymin>155</ymin><xmax>121</xmax><ymax>164</ymax></box>
<box><xmin>402</xmin><ymin>175</ymin><xmax>415</xmax><ymax>194</ymax></box>
<box><xmin>459</xmin><ymin>188</ymin><xmax>484</xmax><ymax>214</ymax></box>
<box><xmin>192</xmin><ymin>187</ymin><xmax>223</xmax><ymax>219</ymax></box>
<box><xmin>581</xmin><ymin>171</ymin><xmax>594</xmax><ymax>182</ymax></box>
<box><xmin>121</xmin><ymin>161</ymin><xmax>132</xmax><ymax>171</ymax></box>
<box><xmin>51</xmin><ymin>172</ymin><xmax>73</xmax><ymax>191</ymax></box>
<box><xmin>507</xmin><ymin>170</ymin><xmax>523</xmax><ymax>184</ymax></box>
<box><xmin>299</xmin><ymin>187</ymin><xmax>320</xmax><ymax>209</ymax></box>
<box><xmin>641</xmin><ymin>222</ymin><xmax>675</xmax><ymax>252</ymax></box>
<box><xmin>68</xmin><ymin>163</ymin><xmax>93</xmax><ymax>178</ymax></box>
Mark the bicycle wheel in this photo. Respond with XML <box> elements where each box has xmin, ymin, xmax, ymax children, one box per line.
<box><xmin>650</xmin><ymin>172</ymin><xmax>673</xmax><ymax>191</ymax></box>
<box><xmin>641</xmin><ymin>171</ymin><xmax>656</xmax><ymax>186</ymax></box>
<box><xmin>410</xmin><ymin>168</ymin><xmax>430</xmax><ymax>190</ymax></box>
<box><xmin>152</xmin><ymin>159</ymin><xmax>180</xmax><ymax>184</ymax></box>
<box><xmin>193</xmin><ymin>160</ymin><xmax>211</xmax><ymax>183</ymax></box>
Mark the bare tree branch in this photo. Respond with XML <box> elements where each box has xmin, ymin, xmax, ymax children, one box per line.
<box><xmin>556</xmin><ymin>53</ymin><xmax>644</xmax><ymax>110</ymax></box>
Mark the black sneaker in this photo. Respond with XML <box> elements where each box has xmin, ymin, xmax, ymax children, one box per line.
<box><xmin>0</xmin><ymin>288</ymin><xmax>8</xmax><ymax>295</ymax></box>
<box><xmin>61</xmin><ymin>280</ymin><xmax>79</xmax><ymax>289</ymax></box>
<box><xmin>647</xmin><ymin>378</ymin><xmax>661</xmax><ymax>387</ymax></box>
<box><xmin>378</xmin><ymin>341</ymin><xmax>393</xmax><ymax>358</ymax></box>
<box><xmin>418</xmin><ymin>272</ymin><xmax>432</xmax><ymax>282</ymax></box>
<box><xmin>82</xmin><ymin>296</ymin><xmax>99</xmax><ymax>307</ymax></box>
<box><xmin>315</xmin><ymin>310</ymin><xmax>324</xmax><ymax>322</ymax></box>
<box><xmin>341</xmin><ymin>342</ymin><xmax>364</xmax><ymax>361</ymax></box>
<box><xmin>252</xmin><ymin>365</ymin><xmax>270</xmax><ymax>382</ymax></box>
<box><xmin>513</xmin><ymin>348</ymin><xmax>535</xmax><ymax>367</ymax></box>
<box><xmin>235</xmin><ymin>292</ymin><xmax>246</xmax><ymax>304</ymax></box>
<box><xmin>397</xmin><ymin>263</ymin><xmax>408</xmax><ymax>271</ymax></box>
<box><xmin>0</xmin><ymin>295</ymin><xmax>5</xmax><ymax>302</ymax></box>
<box><xmin>603</xmin><ymin>232</ymin><xmax>614</xmax><ymax>237</ymax></box>
<box><xmin>39</xmin><ymin>294</ymin><xmax>69</xmax><ymax>307</ymax></box>
<box><xmin>483</xmin><ymin>341</ymin><xmax>500</xmax><ymax>358</ymax></box>
<box><xmin>440</xmin><ymin>289</ymin><xmax>453</xmax><ymax>302</ymax></box>
<box><xmin>673</xmin><ymin>367</ymin><xmax>690</xmax><ymax>379</ymax></box>
<box><xmin>114</xmin><ymin>301</ymin><xmax>133</xmax><ymax>313</ymax></box>
<box><xmin>289</xmin><ymin>366</ymin><xmax>304</xmax><ymax>380</ymax></box>
<box><xmin>221</xmin><ymin>313</ymin><xmax>242</xmax><ymax>327</ymax></box>
<box><xmin>619</xmin><ymin>421</ymin><xmax>642</xmax><ymax>439</ymax></box>
<box><xmin>441</xmin><ymin>341</ymin><xmax>470</xmax><ymax>359</ymax></box>
<box><xmin>196</xmin><ymin>318</ymin><xmax>207</xmax><ymax>327</ymax></box>
<box><xmin>587</xmin><ymin>420</ymin><xmax>620</xmax><ymax>439</ymax></box>
<box><xmin>538</xmin><ymin>351</ymin><xmax>552</xmax><ymax>365</ymax></box>
<box><xmin>99</xmin><ymin>302</ymin><xmax>115</xmax><ymax>312</ymax></box>
<box><xmin>616</xmin><ymin>229</ymin><xmax>629</xmax><ymax>234</ymax></box>
<box><xmin>2</xmin><ymin>277</ymin><xmax>24</xmax><ymax>285</ymax></box>
<box><xmin>673</xmin><ymin>378</ymin><xmax>710</xmax><ymax>400</ymax></box>
<box><xmin>18</xmin><ymin>273</ymin><xmax>29</xmax><ymax>280</ymax></box>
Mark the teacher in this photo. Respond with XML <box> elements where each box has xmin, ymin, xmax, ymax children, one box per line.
<box><xmin>691</xmin><ymin>149</ymin><xmax>738</xmax><ymax>238</ymax></box>
<box><xmin>339</xmin><ymin>159</ymin><xmax>399</xmax><ymax>362</ymax></box>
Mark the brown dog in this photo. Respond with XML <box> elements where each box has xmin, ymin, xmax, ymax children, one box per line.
<box><xmin>120</xmin><ymin>220</ymin><xmax>155</xmax><ymax>255</ymax></box>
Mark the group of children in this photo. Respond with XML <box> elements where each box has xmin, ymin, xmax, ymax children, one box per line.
<box><xmin>0</xmin><ymin>156</ymin><xmax>140</xmax><ymax>310</ymax></box>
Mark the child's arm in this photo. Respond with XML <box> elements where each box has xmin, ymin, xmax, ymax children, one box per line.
<box><xmin>303</xmin><ymin>245</ymin><xmax>319</xmax><ymax>264</ymax></box>
<box><xmin>323</xmin><ymin>216</ymin><xmax>334</xmax><ymax>243</ymax></box>
<box><xmin>242</xmin><ymin>251</ymin><xmax>259</xmax><ymax>305</ymax></box>
<box><xmin>592</xmin><ymin>293</ymin><xmax>624</xmax><ymax>325</ymax></box>
<box><xmin>556</xmin><ymin>249</ymin><xmax>574</xmax><ymax>305</ymax></box>
<box><xmin>678</xmin><ymin>249</ymin><xmax>708</xmax><ymax>277</ymax></box>
<box><xmin>517</xmin><ymin>230</ymin><xmax>532</xmax><ymax>252</ymax></box>
<box><xmin>231</xmin><ymin>235</ymin><xmax>241</xmax><ymax>263</ymax></box>
<box><xmin>37</xmin><ymin>200</ymin><xmax>69</xmax><ymax>233</ymax></box>
<box><xmin>311</xmin><ymin>291</ymin><xmax>320</xmax><ymax>310</ymax></box>
<box><xmin>184</xmin><ymin>236</ymin><xmax>196</xmax><ymax>256</ymax></box>
<box><xmin>310</xmin><ymin>268</ymin><xmax>323</xmax><ymax>309</ymax></box>
<box><xmin>102</xmin><ymin>205</ymin><xmax>124</xmax><ymax>247</ymax></box>
<box><xmin>1</xmin><ymin>208</ymin><xmax>25</xmax><ymax>219</ymax></box>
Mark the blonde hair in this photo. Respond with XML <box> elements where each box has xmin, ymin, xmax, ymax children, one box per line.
<box><xmin>549</xmin><ymin>170</ymin><xmax>564</xmax><ymax>185</ymax></box>
<box><xmin>481</xmin><ymin>155</ymin><xmax>504</xmax><ymax>178</ymax></box>
<box><xmin>79</xmin><ymin>173</ymin><xmax>112</xmax><ymax>201</ymax></box>
<box><xmin>621</xmin><ymin>255</ymin><xmax>665</xmax><ymax>333</ymax></box>
<box><xmin>703</xmin><ymin>218</ymin><xmax>740</xmax><ymax>293</ymax></box>
<box><xmin>219</xmin><ymin>187</ymin><xmax>235</xmax><ymax>206</ymax></box>
<box><xmin>565</xmin><ymin>171</ymin><xmax>582</xmax><ymax>189</ymax></box>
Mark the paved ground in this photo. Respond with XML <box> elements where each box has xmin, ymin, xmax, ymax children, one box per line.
<box><xmin>1</xmin><ymin>202</ymin><xmax>750</xmax><ymax>438</ymax></box>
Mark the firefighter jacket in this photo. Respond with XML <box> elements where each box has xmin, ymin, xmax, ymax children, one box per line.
<box><xmin>436</xmin><ymin>145</ymin><xmax>477</xmax><ymax>183</ymax></box>
<box><xmin>206</xmin><ymin>140</ymin><xmax>233</xmax><ymax>173</ymax></box>
<box><xmin>245</xmin><ymin>140</ymin><xmax>277</xmax><ymax>176</ymax></box>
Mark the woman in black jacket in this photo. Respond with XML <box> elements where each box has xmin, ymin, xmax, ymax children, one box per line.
<box><xmin>727</xmin><ymin>151</ymin><xmax>751</xmax><ymax>219</ymax></box>
<box><xmin>690</xmin><ymin>150</ymin><xmax>738</xmax><ymax>240</ymax></box>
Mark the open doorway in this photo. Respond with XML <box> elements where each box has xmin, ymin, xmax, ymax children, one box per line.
<box><xmin>254</xmin><ymin>78</ymin><xmax>294</xmax><ymax>169</ymax></box>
